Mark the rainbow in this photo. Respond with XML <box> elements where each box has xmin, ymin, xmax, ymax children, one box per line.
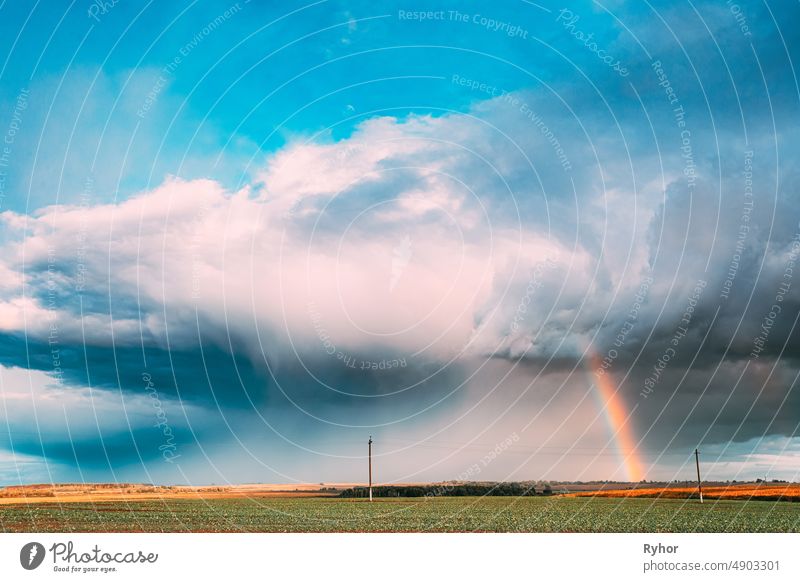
<box><xmin>587</xmin><ymin>353</ymin><xmax>644</xmax><ymax>482</ymax></box>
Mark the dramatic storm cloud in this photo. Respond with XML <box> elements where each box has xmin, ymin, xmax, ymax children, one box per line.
<box><xmin>0</xmin><ymin>0</ymin><xmax>798</xmax><ymax>484</ymax></box>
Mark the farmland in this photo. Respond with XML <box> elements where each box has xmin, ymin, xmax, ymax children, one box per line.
<box><xmin>569</xmin><ymin>483</ymin><xmax>800</xmax><ymax>502</ymax></box>
<box><xmin>0</xmin><ymin>496</ymin><xmax>798</xmax><ymax>533</ymax></box>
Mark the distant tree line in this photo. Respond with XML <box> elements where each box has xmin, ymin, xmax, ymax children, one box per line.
<box><xmin>339</xmin><ymin>482</ymin><xmax>548</xmax><ymax>498</ymax></box>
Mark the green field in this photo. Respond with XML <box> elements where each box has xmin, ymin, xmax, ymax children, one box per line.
<box><xmin>1</xmin><ymin>496</ymin><xmax>798</xmax><ymax>533</ymax></box>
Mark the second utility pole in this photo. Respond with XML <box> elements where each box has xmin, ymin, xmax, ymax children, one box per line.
<box><xmin>368</xmin><ymin>436</ymin><xmax>373</xmax><ymax>502</ymax></box>
<box><xmin>695</xmin><ymin>448</ymin><xmax>703</xmax><ymax>504</ymax></box>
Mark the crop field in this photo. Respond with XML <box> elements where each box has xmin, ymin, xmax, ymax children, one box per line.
<box><xmin>570</xmin><ymin>483</ymin><xmax>800</xmax><ymax>502</ymax></box>
<box><xmin>0</xmin><ymin>496</ymin><xmax>798</xmax><ymax>533</ymax></box>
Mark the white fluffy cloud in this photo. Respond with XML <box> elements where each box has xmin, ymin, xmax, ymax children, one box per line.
<box><xmin>0</xmin><ymin>103</ymin><xmax>628</xmax><ymax>368</ymax></box>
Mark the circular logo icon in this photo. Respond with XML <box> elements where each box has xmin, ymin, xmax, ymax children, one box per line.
<box><xmin>20</xmin><ymin>542</ymin><xmax>45</xmax><ymax>570</ymax></box>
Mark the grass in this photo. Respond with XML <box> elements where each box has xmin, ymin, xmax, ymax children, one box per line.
<box><xmin>0</xmin><ymin>496</ymin><xmax>798</xmax><ymax>533</ymax></box>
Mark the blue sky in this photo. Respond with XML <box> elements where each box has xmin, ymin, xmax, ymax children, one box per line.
<box><xmin>0</xmin><ymin>0</ymin><xmax>799</xmax><ymax>486</ymax></box>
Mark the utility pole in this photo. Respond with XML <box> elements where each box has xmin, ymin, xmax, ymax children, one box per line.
<box><xmin>368</xmin><ymin>436</ymin><xmax>373</xmax><ymax>502</ymax></box>
<box><xmin>695</xmin><ymin>448</ymin><xmax>703</xmax><ymax>504</ymax></box>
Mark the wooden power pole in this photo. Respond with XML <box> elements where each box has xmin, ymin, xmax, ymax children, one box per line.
<box><xmin>695</xmin><ymin>448</ymin><xmax>703</xmax><ymax>504</ymax></box>
<box><xmin>368</xmin><ymin>436</ymin><xmax>373</xmax><ymax>502</ymax></box>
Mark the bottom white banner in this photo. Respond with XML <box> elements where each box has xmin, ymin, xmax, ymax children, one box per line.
<box><xmin>1</xmin><ymin>533</ymin><xmax>797</xmax><ymax>581</ymax></box>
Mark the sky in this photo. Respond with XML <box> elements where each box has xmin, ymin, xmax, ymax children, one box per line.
<box><xmin>0</xmin><ymin>0</ymin><xmax>799</xmax><ymax>486</ymax></box>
